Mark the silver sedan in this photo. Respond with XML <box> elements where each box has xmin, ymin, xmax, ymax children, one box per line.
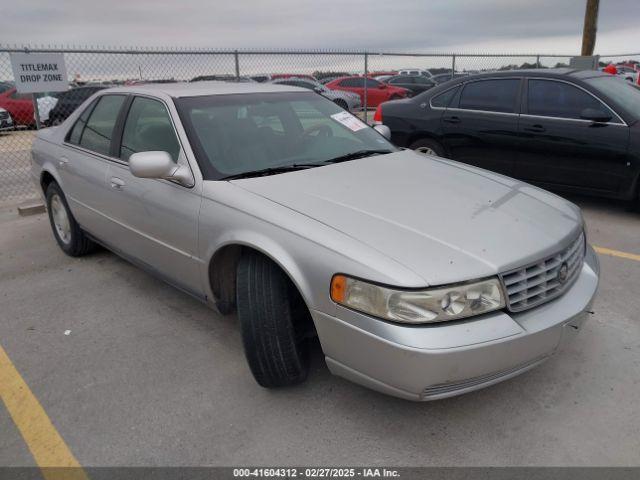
<box><xmin>270</xmin><ymin>77</ymin><xmax>362</xmax><ymax>111</ymax></box>
<box><xmin>31</xmin><ymin>82</ymin><xmax>599</xmax><ymax>401</ymax></box>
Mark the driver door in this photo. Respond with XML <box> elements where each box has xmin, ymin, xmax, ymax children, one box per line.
<box><xmin>517</xmin><ymin>78</ymin><xmax>630</xmax><ymax>194</ymax></box>
<box><xmin>101</xmin><ymin>95</ymin><xmax>204</xmax><ymax>297</ymax></box>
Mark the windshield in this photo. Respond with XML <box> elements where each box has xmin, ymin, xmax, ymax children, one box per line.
<box><xmin>585</xmin><ymin>75</ymin><xmax>640</xmax><ymax>121</ymax></box>
<box><xmin>175</xmin><ymin>91</ymin><xmax>396</xmax><ymax>180</ymax></box>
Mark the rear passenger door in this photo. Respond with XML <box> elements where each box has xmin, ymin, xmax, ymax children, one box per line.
<box><xmin>441</xmin><ymin>78</ymin><xmax>522</xmax><ymax>176</ymax></box>
<box><xmin>101</xmin><ymin>95</ymin><xmax>204</xmax><ymax>297</ymax></box>
<box><xmin>62</xmin><ymin>94</ymin><xmax>127</xmax><ymax>238</ymax></box>
<box><xmin>517</xmin><ymin>78</ymin><xmax>629</xmax><ymax>193</ymax></box>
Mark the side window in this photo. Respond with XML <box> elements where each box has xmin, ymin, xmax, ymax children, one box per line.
<box><xmin>120</xmin><ymin>97</ymin><xmax>180</xmax><ymax>162</ymax></box>
<box><xmin>78</xmin><ymin>95</ymin><xmax>126</xmax><ymax>155</ymax></box>
<box><xmin>365</xmin><ymin>78</ymin><xmax>381</xmax><ymax>88</ymax></box>
<box><xmin>415</xmin><ymin>77</ymin><xmax>433</xmax><ymax>86</ymax></box>
<box><xmin>339</xmin><ymin>78</ymin><xmax>359</xmax><ymax>87</ymax></box>
<box><xmin>67</xmin><ymin>99</ymin><xmax>97</xmax><ymax>145</ymax></box>
<box><xmin>431</xmin><ymin>86</ymin><xmax>460</xmax><ymax>108</ymax></box>
<box><xmin>459</xmin><ymin>79</ymin><xmax>520</xmax><ymax>113</ymax></box>
<box><xmin>527</xmin><ymin>79</ymin><xmax>614</xmax><ymax>120</ymax></box>
<box><xmin>295</xmin><ymin>81</ymin><xmax>314</xmax><ymax>90</ymax></box>
<box><xmin>10</xmin><ymin>90</ymin><xmax>31</xmax><ymax>100</ymax></box>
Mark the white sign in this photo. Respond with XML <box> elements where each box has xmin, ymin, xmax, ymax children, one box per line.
<box><xmin>331</xmin><ymin>111</ymin><xmax>368</xmax><ymax>132</ymax></box>
<box><xmin>9</xmin><ymin>53</ymin><xmax>68</xmax><ymax>94</ymax></box>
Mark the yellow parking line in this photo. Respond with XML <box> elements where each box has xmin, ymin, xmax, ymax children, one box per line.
<box><xmin>594</xmin><ymin>246</ymin><xmax>640</xmax><ymax>262</ymax></box>
<box><xmin>0</xmin><ymin>345</ymin><xmax>88</xmax><ymax>480</ymax></box>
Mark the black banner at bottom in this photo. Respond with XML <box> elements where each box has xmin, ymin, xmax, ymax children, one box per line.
<box><xmin>1</xmin><ymin>468</ymin><xmax>639</xmax><ymax>480</ymax></box>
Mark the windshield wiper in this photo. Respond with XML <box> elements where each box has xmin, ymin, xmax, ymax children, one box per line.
<box><xmin>222</xmin><ymin>150</ymin><xmax>392</xmax><ymax>180</ymax></box>
<box><xmin>222</xmin><ymin>164</ymin><xmax>318</xmax><ymax>180</ymax></box>
<box><xmin>321</xmin><ymin>149</ymin><xmax>393</xmax><ymax>165</ymax></box>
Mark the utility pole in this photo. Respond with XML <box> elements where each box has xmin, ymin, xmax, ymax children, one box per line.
<box><xmin>581</xmin><ymin>0</ymin><xmax>599</xmax><ymax>56</ymax></box>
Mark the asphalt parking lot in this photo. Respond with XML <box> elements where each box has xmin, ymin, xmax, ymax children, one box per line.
<box><xmin>1</xmin><ymin>194</ymin><xmax>639</xmax><ymax>469</ymax></box>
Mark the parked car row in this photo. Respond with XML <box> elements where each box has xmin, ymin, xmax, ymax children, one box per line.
<box><xmin>269</xmin><ymin>77</ymin><xmax>362</xmax><ymax>112</ymax></box>
<box><xmin>375</xmin><ymin>68</ymin><xmax>640</xmax><ymax>207</ymax></box>
<box><xmin>0</xmin><ymin>67</ymin><xmax>471</xmax><ymax>127</ymax></box>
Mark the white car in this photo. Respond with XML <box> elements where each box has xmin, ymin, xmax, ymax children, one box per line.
<box><xmin>615</xmin><ymin>66</ymin><xmax>639</xmax><ymax>83</ymax></box>
<box><xmin>0</xmin><ymin>107</ymin><xmax>13</xmax><ymax>131</ymax></box>
<box><xmin>398</xmin><ymin>68</ymin><xmax>433</xmax><ymax>78</ymax></box>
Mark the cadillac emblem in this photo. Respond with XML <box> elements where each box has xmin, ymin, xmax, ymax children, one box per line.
<box><xmin>557</xmin><ymin>263</ymin><xmax>569</xmax><ymax>284</ymax></box>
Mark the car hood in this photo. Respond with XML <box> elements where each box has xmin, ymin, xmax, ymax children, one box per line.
<box><xmin>232</xmin><ymin>150</ymin><xmax>583</xmax><ymax>286</ymax></box>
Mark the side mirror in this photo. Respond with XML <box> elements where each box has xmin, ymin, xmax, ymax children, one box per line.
<box><xmin>373</xmin><ymin>124</ymin><xmax>391</xmax><ymax>140</ymax></box>
<box><xmin>378</xmin><ymin>83</ymin><xmax>387</xmax><ymax>89</ymax></box>
<box><xmin>129</xmin><ymin>151</ymin><xmax>193</xmax><ymax>186</ymax></box>
<box><xmin>580</xmin><ymin>107</ymin><xmax>612</xmax><ymax>123</ymax></box>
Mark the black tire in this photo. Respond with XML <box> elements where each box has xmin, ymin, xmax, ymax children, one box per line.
<box><xmin>236</xmin><ymin>250</ymin><xmax>311</xmax><ymax>388</ymax></box>
<box><xmin>334</xmin><ymin>99</ymin><xmax>348</xmax><ymax>110</ymax></box>
<box><xmin>410</xmin><ymin>138</ymin><xmax>446</xmax><ymax>157</ymax></box>
<box><xmin>46</xmin><ymin>182</ymin><xmax>96</xmax><ymax>257</ymax></box>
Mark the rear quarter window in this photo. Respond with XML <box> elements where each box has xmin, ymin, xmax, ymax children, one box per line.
<box><xmin>430</xmin><ymin>86</ymin><xmax>460</xmax><ymax>108</ymax></box>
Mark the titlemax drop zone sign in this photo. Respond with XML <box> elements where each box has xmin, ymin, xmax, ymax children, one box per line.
<box><xmin>10</xmin><ymin>53</ymin><xmax>68</xmax><ymax>93</ymax></box>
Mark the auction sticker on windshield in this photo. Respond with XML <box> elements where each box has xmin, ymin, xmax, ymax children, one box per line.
<box><xmin>331</xmin><ymin>111</ymin><xmax>368</xmax><ymax>132</ymax></box>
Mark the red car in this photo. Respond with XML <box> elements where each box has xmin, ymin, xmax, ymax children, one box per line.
<box><xmin>325</xmin><ymin>76</ymin><xmax>410</xmax><ymax>107</ymax></box>
<box><xmin>0</xmin><ymin>88</ymin><xmax>34</xmax><ymax>126</ymax></box>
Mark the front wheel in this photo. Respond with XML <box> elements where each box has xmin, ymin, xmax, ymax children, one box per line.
<box><xmin>46</xmin><ymin>182</ymin><xmax>96</xmax><ymax>256</ymax></box>
<box><xmin>236</xmin><ymin>250</ymin><xmax>311</xmax><ymax>388</ymax></box>
<box><xmin>410</xmin><ymin>138</ymin><xmax>446</xmax><ymax>157</ymax></box>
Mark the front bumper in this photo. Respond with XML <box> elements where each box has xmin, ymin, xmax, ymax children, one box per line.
<box><xmin>313</xmin><ymin>245</ymin><xmax>600</xmax><ymax>401</ymax></box>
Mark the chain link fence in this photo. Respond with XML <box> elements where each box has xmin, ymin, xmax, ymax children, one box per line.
<box><xmin>1</xmin><ymin>46</ymin><xmax>638</xmax><ymax>205</ymax></box>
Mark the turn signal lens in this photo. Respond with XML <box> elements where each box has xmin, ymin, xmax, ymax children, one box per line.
<box><xmin>330</xmin><ymin>275</ymin><xmax>347</xmax><ymax>303</ymax></box>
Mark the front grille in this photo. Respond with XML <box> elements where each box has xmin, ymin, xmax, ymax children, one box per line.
<box><xmin>0</xmin><ymin>111</ymin><xmax>8</xmax><ymax>120</ymax></box>
<box><xmin>500</xmin><ymin>232</ymin><xmax>585</xmax><ymax>312</ymax></box>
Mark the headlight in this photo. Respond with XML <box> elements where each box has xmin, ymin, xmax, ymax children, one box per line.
<box><xmin>330</xmin><ymin>275</ymin><xmax>505</xmax><ymax>324</ymax></box>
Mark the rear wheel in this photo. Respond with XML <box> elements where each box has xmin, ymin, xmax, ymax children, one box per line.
<box><xmin>410</xmin><ymin>138</ymin><xmax>446</xmax><ymax>157</ymax></box>
<box><xmin>46</xmin><ymin>182</ymin><xmax>96</xmax><ymax>256</ymax></box>
<box><xmin>236</xmin><ymin>250</ymin><xmax>312</xmax><ymax>388</ymax></box>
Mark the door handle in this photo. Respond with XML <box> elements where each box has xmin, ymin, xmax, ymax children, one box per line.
<box><xmin>58</xmin><ymin>157</ymin><xmax>69</xmax><ymax>169</ymax></box>
<box><xmin>110</xmin><ymin>177</ymin><xmax>125</xmax><ymax>190</ymax></box>
<box><xmin>443</xmin><ymin>116</ymin><xmax>460</xmax><ymax>124</ymax></box>
<box><xmin>524</xmin><ymin>124</ymin><xmax>546</xmax><ymax>133</ymax></box>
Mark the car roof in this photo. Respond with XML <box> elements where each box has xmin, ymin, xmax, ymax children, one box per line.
<box><xmin>99</xmin><ymin>81</ymin><xmax>304</xmax><ymax>98</ymax></box>
<box><xmin>459</xmin><ymin>68</ymin><xmax>610</xmax><ymax>81</ymax></box>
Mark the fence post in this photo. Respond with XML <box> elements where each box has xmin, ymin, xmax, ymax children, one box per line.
<box><xmin>32</xmin><ymin>94</ymin><xmax>41</xmax><ymax>130</ymax></box>
<box><xmin>234</xmin><ymin>50</ymin><xmax>240</xmax><ymax>80</ymax></box>
<box><xmin>451</xmin><ymin>54</ymin><xmax>456</xmax><ymax>79</ymax></box>
<box><xmin>363</xmin><ymin>52</ymin><xmax>368</xmax><ymax>124</ymax></box>
<box><xmin>536</xmin><ymin>55</ymin><xmax>541</xmax><ymax>68</ymax></box>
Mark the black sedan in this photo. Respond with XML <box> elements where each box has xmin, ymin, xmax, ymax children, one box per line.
<box><xmin>431</xmin><ymin>72</ymin><xmax>470</xmax><ymax>84</ymax></box>
<box><xmin>47</xmin><ymin>85</ymin><xmax>106</xmax><ymax>126</ymax></box>
<box><xmin>376</xmin><ymin>68</ymin><xmax>640</xmax><ymax>206</ymax></box>
<box><xmin>384</xmin><ymin>75</ymin><xmax>436</xmax><ymax>95</ymax></box>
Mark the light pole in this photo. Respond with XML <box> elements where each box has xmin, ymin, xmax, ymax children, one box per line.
<box><xmin>581</xmin><ymin>0</ymin><xmax>600</xmax><ymax>56</ymax></box>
